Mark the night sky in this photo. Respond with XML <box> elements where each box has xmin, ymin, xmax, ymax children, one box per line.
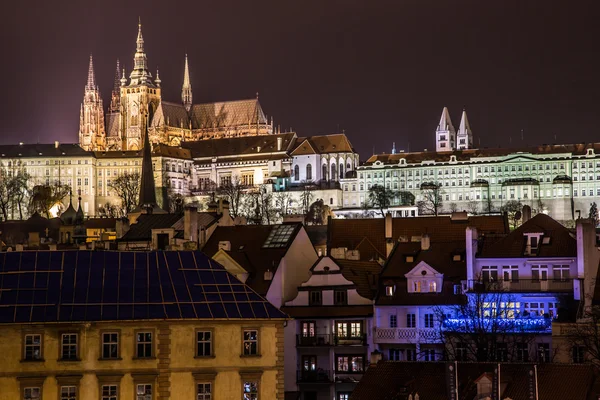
<box><xmin>1</xmin><ymin>0</ymin><xmax>599</xmax><ymax>159</ymax></box>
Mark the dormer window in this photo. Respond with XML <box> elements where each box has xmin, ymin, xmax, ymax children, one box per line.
<box><xmin>429</xmin><ymin>282</ymin><xmax>437</xmax><ymax>292</ymax></box>
<box><xmin>524</xmin><ymin>233</ymin><xmax>543</xmax><ymax>255</ymax></box>
<box><xmin>405</xmin><ymin>256</ymin><xmax>414</xmax><ymax>263</ymax></box>
<box><xmin>452</xmin><ymin>254</ymin><xmax>462</xmax><ymax>262</ymax></box>
<box><xmin>385</xmin><ymin>285</ymin><xmax>395</xmax><ymax>297</ymax></box>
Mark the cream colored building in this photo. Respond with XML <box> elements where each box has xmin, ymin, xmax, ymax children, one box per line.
<box><xmin>0</xmin><ymin>249</ymin><xmax>287</xmax><ymax>400</ymax></box>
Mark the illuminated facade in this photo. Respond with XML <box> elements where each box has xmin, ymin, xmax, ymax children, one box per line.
<box><xmin>81</xmin><ymin>21</ymin><xmax>274</xmax><ymax>152</ymax></box>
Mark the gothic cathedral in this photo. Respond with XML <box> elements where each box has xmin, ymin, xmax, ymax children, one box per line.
<box><xmin>78</xmin><ymin>21</ymin><xmax>274</xmax><ymax>151</ymax></box>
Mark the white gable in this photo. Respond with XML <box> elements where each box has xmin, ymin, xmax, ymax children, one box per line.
<box><xmin>404</xmin><ymin>261</ymin><xmax>443</xmax><ymax>279</ymax></box>
<box><xmin>404</xmin><ymin>261</ymin><xmax>443</xmax><ymax>294</ymax></box>
<box><xmin>301</xmin><ymin>257</ymin><xmax>354</xmax><ymax>287</ymax></box>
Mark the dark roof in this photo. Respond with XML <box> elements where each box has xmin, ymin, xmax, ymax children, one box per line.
<box><xmin>0</xmin><ymin>143</ymin><xmax>90</xmax><ymax>158</ymax></box>
<box><xmin>328</xmin><ymin>215</ymin><xmax>508</xmax><ymax>261</ymax></box>
<box><xmin>280</xmin><ymin>305</ymin><xmax>373</xmax><ymax>319</ymax></box>
<box><xmin>182</xmin><ymin>133</ymin><xmax>296</xmax><ymax>159</ymax></box>
<box><xmin>364</xmin><ymin>142</ymin><xmax>600</xmax><ymax>166</ymax></box>
<box><xmin>291</xmin><ymin>134</ymin><xmax>355</xmax><ymax>155</ymax></box>
<box><xmin>0</xmin><ymin>250</ymin><xmax>287</xmax><ymax>323</ymax></box>
<box><xmin>203</xmin><ymin>223</ymin><xmax>304</xmax><ymax>296</ymax></box>
<box><xmin>120</xmin><ymin>213</ymin><xmax>183</xmax><ymax>241</ymax></box>
<box><xmin>106</xmin><ymin>113</ymin><xmax>120</xmax><ymax>138</ymax></box>
<box><xmin>305</xmin><ymin>225</ymin><xmax>328</xmax><ymax>247</ymax></box>
<box><xmin>152</xmin><ymin>101</ymin><xmax>190</xmax><ymax>129</ymax></box>
<box><xmin>152</xmin><ymin>144</ymin><xmax>192</xmax><ymax>159</ymax></box>
<box><xmin>190</xmin><ymin>99</ymin><xmax>267</xmax><ymax>129</ymax></box>
<box><xmin>351</xmin><ymin>362</ymin><xmax>599</xmax><ymax>400</ymax></box>
<box><xmin>478</xmin><ymin>214</ymin><xmax>576</xmax><ymax>258</ymax></box>
<box><xmin>84</xmin><ymin>218</ymin><xmax>118</xmax><ymax>230</ymax></box>
<box><xmin>335</xmin><ymin>259</ymin><xmax>381</xmax><ymax>300</ymax></box>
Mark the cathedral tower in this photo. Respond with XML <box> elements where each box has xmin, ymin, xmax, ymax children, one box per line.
<box><xmin>182</xmin><ymin>54</ymin><xmax>193</xmax><ymax>112</ymax></box>
<box><xmin>78</xmin><ymin>55</ymin><xmax>106</xmax><ymax>151</ymax></box>
<box><xmin>109</xmin><ymin>59</ymin><xmax>121</xmax><ymax>113</ymax></box>
<box><xmin>456</xmin><ymin>108</ymin><xmax>474</xmax><ymax>150</ymax></box>
<box><xmin>435</xmin><ymin>107</ymin><xmax>455</xmax><ymax>152</ymax></box>
<box><xmin>118</xmin><ymin>19</ymin><xmax>162</xmax><ymax>151</ymax></box>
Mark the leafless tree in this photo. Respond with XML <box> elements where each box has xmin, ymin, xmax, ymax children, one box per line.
<box><xmin>98</xmin><ymin>201</ymin><xmax>120</xmax><ymax>218</ymax></box>
<box><xmin>273</xmin><ymin>191</ymin><xmax>292</xmax><ymax>218</ymax></box>
<box><xmin>299</xmin><ymin>180</ymin><xmax>315</xmax><ymax>217</ymax></box>
<box><xmin>167</xmin><ymin>191</ymin><xmax>185</xmax><ymax>213</ymax></box>
<box><xmin>367</xmin><ymin>184</ymin><xmax>397</xmax><ymax>217</ymax></box>
<box><xmin>217</xmin><ymin>176</ymin><xmax>247</xmax><ymax>218</ymax></box>
<box><xmin>467</xmin><ymin>200</ymin><xmax>479</xmax><ymax>215</ymax></box>
<box><xmin>449</xmin><ymin>202</ymin><xmax>458</xmax><ymax>213</ymax></box>
<box><xmin>29</xmin><ymin>182</ymin><xmax>71</xmax><ymax>218</ymax></box>
<box><xmin>108</xmin><ymin>171</ymin><xmax>141</xmax><ymax>214</ymax></box>
<box><xmin>434</xmin><ymin>282</ymin><xmax>546</xmax><ymax>362</ymax></box>
<box><xmin>417</xmin><ymin>182</ymin><xmax>444</xmax><ymax>216</ymax></box>
<box><xmin>0</xmin><ymin>170</ymin><xmax>31</xmax><ymax>220</ymax></box>
<box><xmin>501</xmin><ymin>200</ymin><xmax>523</xmax><ymax>229</ymax></box>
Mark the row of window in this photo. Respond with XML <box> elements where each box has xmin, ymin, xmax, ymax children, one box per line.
<box><xmin>300</xmin><ymin>321</ymin><xmax>364</xmax><ymax>339</ymax></box>
<box><xmin>388</xmin><ymin>313</ymin><xmax>435</xmax><ymax>328</ymax></box>
<box><xmin>308</xmin><ymin>289</ymin><xmax>348</xmax><ymax>306</ymax></box>
<box><xmin>21</xmin><ymin>379</ymin><xmax>259</xmax><ymax>400</ymax></box>
<box><xmin>301</xmin><ymin>354</ymin><xmax>366</xmax><ymax>373</ymax></box>
<box><xmin>21</xmin><ymin>329</ymin><xmax>260</xmax><ymax>362</ymax></box>
<box><xmin>481</xmin><ymin>264</ymin><xmax>570</xmax><ymax>282</ymax></box>
<box><xmin>293</xmin><ymin>163</ymin><xmax>352</xmax><ymax>181</ymax></box>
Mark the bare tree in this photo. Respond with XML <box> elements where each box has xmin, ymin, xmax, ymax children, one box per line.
<box><xmin>109</xmin><ymin>172</ymin><xmax>141</xmax><ymax>214</ymax></box>
<box><xmin>299</xmin><ymin>180</ymin><xmax>315</xmax><ymax>217</ymax></box>
<box><xmin>29</xmin><ymin>182</ymin><xmax>71</xmax><ymax>218</ymax></box>
<box><xmin>501</xmin><ymin>200</ymin><xmax>523</xmax><ymax>229</ymax></box>
<box><xmin>467</xmin><ymin>200</ymin><xmax>479</xmax><ymax>215</ymax></box>
<box><xmin>273</xmin><ymin>191</ymin><xmax>292</xmax><ymax>218</ymax></box>
<box><xmin>242</xmin><ymin>185</ymin><xmax>276</xmax><ymax>225</ymax></box>
<box><xmin>0</xmin><ymin>171</ymin><xmax>31</xmax><ymax>220</ymax></box>
<box><xmin>98</xmin><ymin>201</ymin><xmax>120</xmax><ymax>218</ymax></box>
<box><xmin>435</xmin><ymin>282</ymin><xmax>547</xmax><ymax>363</ymax></box>
<box><xmin>417</xmin><ymin>182</ymin><xmax>444</xmax><ymax>216</ymax></box>
<box><xmin>449</xmin><ymin>202</ymin><xmax>458</xmax><ymax>213</ymax></box>
<box><xmin>367</xmin><ymin>185</ymin><xmax>397</xmax><ymax>217</ymax></box>
<box><xmin>217</xmin><ymin>176</ymin><xmax>247</xmax><ymax>218</ymax></box>
<box><xmin>305</xmin><ymin>199</ymin><xmax>333</xmax><ymax>225</ymax></box>
<box><xmin>167</xmin><ymin>191</ymin><xmax>185</xmax><ymax>213</ymax></box>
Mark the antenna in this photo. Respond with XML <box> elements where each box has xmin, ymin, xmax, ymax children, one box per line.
<box><xmin>521</xmin><ymin>129</ymin><xmax>524</xmax><ymax>141</ymax></box>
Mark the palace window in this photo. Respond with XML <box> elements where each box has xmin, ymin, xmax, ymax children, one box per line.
<box><xmin>24</xmin><ymin>334</ymin><xmax>42</xmax><ymax>361</ymax></box>
<box><xmin>196</xmin><ymin>330</ymin><xmax>212</xmax><ymax>357</ymax></box>
<box><xmin>136</xmin><ymin>384</ymin><xmax>152</xmax><ymax>400</ymax></box>
<box><xmin>197</xmin><ymin>383</ymin><xmax>212</xmax><ymax>400</ymax></box>
<box><xmin>537</xmin><ymin>343</ymin><xmax>550</xmax><ymax>362</ymax></box>
<box><xmin>60</xmin><ymin>386</ymin><xmax>76</xmax><ymax>400</ymax></box>
<box><xmin>61</xmin><ymin>333</ymin><xmax>78</xmax><ymax>360</ymax></box>
<box><xmin>242</xmin><ymin>329</ymin><xmax>259</xmax><ymax>356</ymax></box>
<box><xmin>24</xmin><ymin>387</ymin><xmax>41</xmax><ymax>400</ymax></box>
<box><xmin>243</xmin><ymin>381</ymin><xmax>258</xmax><ymax>400</ymax></box>
<box><xmin>136</xmin><ymin>331</ymin><xmax>153</xmax><ymax>358</ymax></box>
<box><xmin>101</xmin><ymin>332</ymin><xmax>119</xmax><ymax>359</ymax></box>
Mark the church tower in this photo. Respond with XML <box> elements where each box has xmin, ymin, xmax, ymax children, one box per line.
<box><xmin>119</xmin><ymin>19</ymin><xmax>162</xmax><ymax>151</ymax></box>
<box><xmin>109</xmin><ymin>59</ymin><xmax>121</xmax><ymax>113</ymax></box>
<box><xmin>182</xmin><ymin>54</ymin><xmax>193</xmax><ymax>112</ymax></box>
<box><xmin>456</xmin><ymin>108</ymin><xmax>474</xmax><ymax>150</ymax></box>
<box><xmin>78</xmin><ymin>55</ymin><xmax>106</xmax><ymax>151</ymax></box>
<box><xmin>435</xmin><ymin>107</ymin><xmax>455</xmax><ymax>152</ymax></box>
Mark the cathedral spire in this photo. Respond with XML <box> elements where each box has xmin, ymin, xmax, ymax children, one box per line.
<box><xmin>109</xmin><ymin>59</ymin><xmax>122</xmax><ymax>113</ymax></box>
<box><xmin>182</xmin><ymin>54</ymin><xmax>193</xmax><ymax>112</ymax></box>
<box><xmin>129</xmin><ymin>18</ymin><xmax>153</xmax><ymax>85</ymax></box>
<box><xmin>86</xmin><ymin>54</ymin><xmax>96</xmax><ymax>90</ymax></box>
<box><xmin>435</xmin><ymin>107</ymin><xmax>456</xmax><ymax>152</ymax></box>
<box><xmin>137</xmin><ymin>111</ymin><xmax>160</xmax><ymax>212</ymax></box>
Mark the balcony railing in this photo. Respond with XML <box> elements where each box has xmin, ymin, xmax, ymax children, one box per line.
<box><xmin>469</xmin><ymin>279</ymin><xmax>573</xmax><ymax>292</ymax></box>
<box><xmin>297</xmin><ymin>369</ymin><xmax>333</xmax><ymax>384</ymax></box>
<box><xmin>373</xmin><ymin>327</ymin><xmax>440</xmax><ymax>344</ymax></box>
<box><xmin>442</xmin><ymin>316</ymin><xmax>552</xmax><ymax>333</ymax></box>
<box><xmin>333</xmin><ymin>333</ymin><xmax>367</xmax><ymax>346</ymax></box>
<box><xmin>296</xmin><ymin>334</ymin><xmax>334</xmax><ymax>347</ymax></box>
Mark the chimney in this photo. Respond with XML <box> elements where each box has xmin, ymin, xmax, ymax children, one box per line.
<box><xmin>184</xmin><ymin>206</ymin><xmax>198</xmax><ymax>243</ymax></box>
<box><xmin>465</xmin><ymin>227</ymin><xmax>478</xmax><ymax>289</ymax></box>
<box><xmin>385</xmin><ymin>212</ymin><xmax>392</xmax><ymax>239</ymax></box>
<box><xmin>421</xmin><ymin>234</ymin><xmax>430</xmax><ymax>251</ymax></box>
<box><xmin>218</xmin><ymin>241</ymin><xmax>231</xmax><ymax>251</ymax></box>
<box><xmin>264</xmin><ymin>269</ymin><xmax>273</xmax><ymax>281</ymax></box>
<box><xmin>54</xmin><ymin>141</ymin><xmax>60</xmax><ymax>149</ymax></box>
<box><xmin>277</xmin><ymin>137</ymin><xmax>282</xmax><ymax>151</ymax></box>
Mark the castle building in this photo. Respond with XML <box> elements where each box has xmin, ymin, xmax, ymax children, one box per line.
<box><xmin>80</xmin><ymin>21</ymin><xmax>274</xmax><ymax>152</ymax></box>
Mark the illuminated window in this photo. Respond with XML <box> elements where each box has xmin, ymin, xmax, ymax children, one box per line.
<box><xmin>197</xmin><ymin>383</ymin><xmax>211</xmax><ymax>400</ymax></box>
<box><xmin>136</xmin><ymin>384</ymin><xmax>152</xmax><ymax>400</ymax></box>
<box><xmin>242</xmin><ymin>329</ymin><xmax>259</xmax><ymax>356</ymax></box>
<box><xmin>243</xmin><ymin>381</ymin><xmax>258</xmax><ymax>400</ymax></box>
<box><xmin>24</xmin><ymin>334</ymin><xmax>42</xmax><ymax>361</ymax></box>
<box><xmin>385</xmin><ymin>285</ymin><xmax>395</xmax><ymax>296</ymax></box>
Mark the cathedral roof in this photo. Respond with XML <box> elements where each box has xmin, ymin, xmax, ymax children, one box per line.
<box><xmin>182</xmin><ymin>132</ymin><xmax>296</xmax><ymax>159</ymax></box>
<box><xmin>151</xmin><ymin>101</ymin><xmax>190</xmax><ymax>129</ymax></box>
<box><xmin>190</xmin><ymin>99</ymin><xmax>267</xmax><ymax>130</ymax></box>
<box><xmin>105</xmin><ymin>113</ymin><xmax>120</xmax><ymax>138</ymax></box>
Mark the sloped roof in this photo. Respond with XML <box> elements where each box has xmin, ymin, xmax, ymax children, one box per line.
<box><xmin>478</xmin><ymin>214</ymin><xmax>576</xmax><ymax>258</ymax></box>
<box><xmin>152</xmin><ymin>143</ymin><xmax>192</xmax><ymax>159</ymax></box>
<box><xmin>0</xmin><ymin>250</ymin><xmax>287</xmax><ymax>323</ymax></box>
<box><xmin>203</xmin><ymin>223</ymin><xmax>303</xmax><ymax>296</ymax></box>
<box><xmin>0</xmin><ymin>143</ymin><xmax>90</xmax><ymax>158</ymax></box>
<box><xmin>106</xmin><ymin>113</ymin><xmax>120</xmax><ymax>138</ymax></box>
<box><xmin>351</xmin><ymin>362</ymin><xmax>598</xmax><ymax>400</ymax></box>
<box><xmin>328</xmin><ymin>215</ymin><xmax>508</xmax><ymax>261</ymax></box>
<box><xmin>190</xmin><ymin>99</ymin><xmax>267</xmax><ymax>130</ymax></box>
<box><xmin>152</xmin><ymin>101</ymin><xmax>190</xmax><ymax>128</ymax></box>
<box><xmin>120</xmin><ymin>213</ymin><xmax>183</xmax><ymax>241</ymax></box>
<box><xmin>365</xmin><ymin>142</ymin><xmax>600</xmax><ymax>166</ymax></box>
<box><xmin>335</xmin><ymin>259</ymin><xmax>381</xmax><ymax>300</ymax></box>
<box><xmin>183</xmin><ymin>133</ymin><xmax>296</xmax><ymax>159</ymax></box>
<box><xmin>291</xmin><ymin>134</ymin><xmax>355</xmax><ymax>155</ymax></box>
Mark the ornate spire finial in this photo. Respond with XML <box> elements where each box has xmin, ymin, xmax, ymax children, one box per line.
<box><xmin>130</xmin><ymin>18</ymin><xmax>152</xmax><ymax>85</ymax></box>
<box><xmin>155</xmin><ymin>68</ymin><xmax>161</xmax><ymax>87</ymax></box>
<box><xmin>137</xmin><ymin>17</ymin><xmax>144</xmax><ymax>52</ymax></box>
<box><xmin>182</xmin><ymin>54</ymin><xmax>192</xmax><ymax>112</ymax></box>
<box><xmin>86</xmin><ymin>54</ymin><xmax>96</xmax><ymax>90</ymax></box>
<box><xmin>256</xmin><ymin>91</ymin><xmax>259</xmax><ymax>100</ymax></box>
<box><xmin>113</xmin><ymin>59</ymin><xmax>121</xmax><ymax>91</ymax></box>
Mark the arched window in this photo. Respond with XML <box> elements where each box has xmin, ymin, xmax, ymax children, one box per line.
<box><xmin>346</xmin><ymin>162</ymin><xmax>351</xmax><ymax>172</ymax></box>
<box><xmin>339</xmin><ymin>164</ymin><xmax>345</xmax><ymax>179</ymax></box>
<box><xmin>306</xmin><ymin>164</ymin><xmax>312</xmax><ymax>181</ymax></box>
<box><xmin>331</xmin><ymin>164</ymin><xmax>337</xmax><ymax>180</ymax></box>
<box><xmin>294</xmin><ymin>165</ymin><xmax>299</xmax><ymax>181</ymax></box>
<box><xmin>322</xmin><ymin>164</ymin><xmax>328</xmax><ymax>180</ymax></box>
<box><xmin>429</xmin><ymin>281</ymin><xmax>437</xmax><ymax>292</ymax></box>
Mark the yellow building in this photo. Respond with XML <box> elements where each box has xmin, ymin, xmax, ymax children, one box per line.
<box><xmin>0</xmin><ymin>250</ymin><xmax>287</xmax><ymax>400</ymax></box>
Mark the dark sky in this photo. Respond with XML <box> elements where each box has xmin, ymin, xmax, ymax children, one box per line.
<box><xmin>1</xmin><ymin>0</ymin><xmax>599</xmax><ymax>159</ymax></box>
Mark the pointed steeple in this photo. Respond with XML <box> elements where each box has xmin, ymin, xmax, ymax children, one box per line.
<box><xmin>129</xmin><ymin>18</ymin><xmax>153</xmax><ymax>86</ymax></box>
<box><xmin>109</xmin><ymin>59</ymin><xmax>122</xmax><ymax>113</ymax></box>
<box><xmin>137</xmin><ymin>112</ymin><xmax>160</xmax><ymax>212</ymax></box>
<box><xmin>182</xmin><ymin>54</ymin><xmax>193</xmax><ymax>112</ymax></box>
<box><xmin>86</xmin><ymin>54</ymin><xmax>96</xmax><ymax>90</ymax></box>
<box><xmin>435</xmin><ymin>107</ymin><xmax>456</xmax><ymax>152</ymax></box>
<box><xmin>438</xmin><ymin>107</ymin><xmax>455</xmax><ymax>132</ymax></box>
<box><xmin>456</xmin><ymin>108</ymin><xmax>474</xmax><ymax>150</ymax></box>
